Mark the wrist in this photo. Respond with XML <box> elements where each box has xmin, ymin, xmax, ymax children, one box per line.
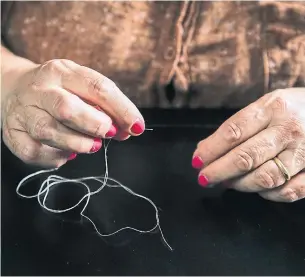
<box><xmin>1</xmin><ymin>59</ymin><xmax>38</xmax><ymax>128</ymax></box>
<box><xmin>1</xmin><ymin>60</ymin><xmax>38</xmax><ymax>103</ymax></box>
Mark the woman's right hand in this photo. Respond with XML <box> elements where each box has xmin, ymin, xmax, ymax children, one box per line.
<box><xmin>1</xmin><ymin>59</ymin><xmax>145</xmax><ymax>168</ymax></box>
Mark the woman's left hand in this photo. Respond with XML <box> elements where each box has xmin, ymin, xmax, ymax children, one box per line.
<box><xmin>192</xmin><ymin>88</ymin><xmax>305</xmax><ymax>203</ymax></box>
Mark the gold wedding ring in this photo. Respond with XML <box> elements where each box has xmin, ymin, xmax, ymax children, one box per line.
<box><xmin>273</xmin><ymin>157</ymin><xmax>291</xmax><ymax>181</ymax></box>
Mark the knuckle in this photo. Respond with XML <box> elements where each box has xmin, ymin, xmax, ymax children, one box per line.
<box><xmin>274</xmin><ymin>125</ymin><xmax>290</xmax><ymax>146</ymax></box>
<box><xmin>10</xmin><ymin>137</ymin><xmax>21</xmax><ymax>156</ymax></box>
<box><xmin>255</xmin><ymin>169</ymin><xmax>278</xmax><ymax>190</ymax></box>
<box><xmin>53</xmin><ymin>94</ymin><xmax>73</xmax><ymax>121</ymax></box>
<box><xmin>106</xmin><ymin>79</ymin><xmax>118</xmax><ymax>94</ymax></box>
<box><xmin>2</xmin><ymin>129</ymin><xmax>16</xmax><ymax>152</ymax></box>
<box><xmin>296</xmin><ymin>185</ymin><xmax>305</xmax><ymax>200</ymax></box>
<box><xmin>197</xmin><ymin>140</ymin><xmax>204</xmax><ymax>148</ymax></box>
<box><xmin>32</xmin><ymin>116</ymin><xmax>53</xmax><ymax>140</ymax></box>
<box><xmin>44</xmin><ymin>59</ymin><xmax>65</xmax><ymax>72</ymax></box>
<box><xmin>40</xmin><ymin>59</ymin><xmax>74</xmax><ymax>82</ymax></box>
<box><xmin>20</xmin><ymin>145</ymin><xmax>40</xmax><ymax>163</ymax></box>
<box><xmin>94</xmin><ymin>121</ymin><xmax>106</xmax><ymax>137</ymax></box>
<box><xmin>102</xmin><ymin>76</ymin><xmax>117</xmax><ymax>92</ymax></box>
<box><xmin>88</xmin><ymin>77</ymin><xmax>105</xmax><ymax>98</ymax></box>
<box><xmin>280</xmin><ymin>189</ymin><xmax>298</xmax><ymax>203</ymax></box>
<box><xmin>275</xmin><ymin>118</ymin><xmax>304</xmax><ymax>145</ymax></box>
<box><xmin>287</xmin><ymin>117</ymin><xmax>304</xmax><ymax>140</ymax></box>
<box><xmin>2</xmin><ymin>127</ymin><xmax>10</xmax><ymax>142</ymax></box>
<box><xmin>270</xmin><ymin>93</ymin><xmax>288</xmax><ymax>113</ymax></box>
<box><xmin>234</xmin><ymin>150</ymin><xmax>254</xmax><ymax>172</ymax></box>
<box><xmin>197</xmin><ymin>138</ymin><xmax>209</xmax><ymax>150</ymax></box>
<box><xmin>88</xmin><ymin>76</ymin><xmax>117</xmax><ymax>100</ymax></box>
<box><xmin>221</xmin><ymin>121</ymin><xmax>243</xmax><ymax>144</ymax></box>
<box><xmin>294</xmin><ymin>147</ymin><xmax>305</xmax><ymax>169</ymax></box>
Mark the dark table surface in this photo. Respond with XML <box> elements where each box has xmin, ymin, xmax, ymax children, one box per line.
<box><xmin>2</xmin><ymin>109</ymin><xmax>305</xmax><ymax>276</ymax></box>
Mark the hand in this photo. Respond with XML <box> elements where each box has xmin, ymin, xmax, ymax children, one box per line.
<box><xmin>192</xmin><ymin>88</ymin><xmax>305</xmax><ymax>203</ymax></box>
<box><xmin>2</xmin><ymin>59</ymin><xmax>145</xmax><ymax>168</ymax></box>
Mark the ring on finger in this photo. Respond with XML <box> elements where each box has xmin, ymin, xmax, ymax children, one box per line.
<box><xmin>272</xmin><ymin>157</ymin><xmax>291</xmax><ymax>181</ymax></box>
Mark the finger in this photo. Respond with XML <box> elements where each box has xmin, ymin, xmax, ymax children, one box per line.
<box><xmin>3</xmin><ymin>127</ymin><xmax>73</xmax><ymax>168</ymax></box>
<box><xmin>91</xmin><ymin>103</ymin><xmax>119</xmax><ymax>139</ymax></box>
<box><xmin>46</xmin><ymin>59</ymin><xmax>145</xmax><ymax>136</ymax></box>
<box><xmin>113</xmin><ymin>130</ymin><xmax>131</xmax><ymax>141</ymax></box>
<box><xmin>192</xmin><ymin>95</ymin><xmax>273</xmax><ymax>169</ymax></box>
<box><xmin>259</xmin><ymin>171</ymin><xmax>305</xmax><ymax>203</ymax></box>
<box><xmin>230</xmin><ymin>146</ymin><xmax>305</xmax><ymax>192</ymax></box>
<box><xmin>39</xmin><ymin>87</ymin><xmax>117</xmax><ymax>139</ymax></box>
<box><xmin>20</xmin><ymin>106</ymin><xmax>102</xmax><ymax>154</ymax></box>
<box><xmin>197</xmin><ymin>126</ymin><xmax>288</xmax><ymax>187</ymax></box>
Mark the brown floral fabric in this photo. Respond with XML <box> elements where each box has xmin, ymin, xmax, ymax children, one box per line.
<box><xmin>1</xmin><ymin>1</ymin><xmax>305</xmax><ymax>108</ymax></box>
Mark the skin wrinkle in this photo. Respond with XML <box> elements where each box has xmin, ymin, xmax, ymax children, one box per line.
<box><xmin>234</xmin><ymin>149</ymin><xmax>255</xmax><ymax>173</ymax></box>
<box><xmin>256</xmin><ymin>168</ymin><xmax>279</xmax><ymax>190</ymax></box>
<box><xmin>220</xmin><ymin>121</ymin><xmax>243</xmax><ymax>146</ymax></box>
<box><xmin>236</xmin><ymin>134</ymin><xmax>277</xmax><ymax>171</ymax></box>
<box><xmin>294</xmin><ymin>148</ymin><xmax>305</xmax><ymax>170</ymax></box>
<box><xmin>59</xmin><ymin>60</ymin><xmax>109</xmax><ymax>103</ymax></box>
<box><xmin>260</xmin><ymin>172</ymin><xmax>305</xmax><ymax>202</ymax></box>
<box><xmin>281</xmin><ymin>188</ymin><xmax>298</xmax><ymax>202</ymax></box>
<box><xmin>296</xmin><ymin>184</ymin><xmax>305</xmax><ymax>198</ymax></box>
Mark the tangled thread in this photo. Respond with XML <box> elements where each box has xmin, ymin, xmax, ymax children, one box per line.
<box><xmin>16</xmin><ymin>136</ymin><xmax>173</xmax><ymax>251</ymax></box>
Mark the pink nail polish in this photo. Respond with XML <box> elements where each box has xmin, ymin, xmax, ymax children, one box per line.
<box><xmin>68</xmin><ymin>153</ymin><xmax>77</xmax><ymax>161</ymax></box>
<box><xmin>130</xmin><ymin>119</ymin><xmax>145</xmax><ymax>135</ymax></box>
<box><xmin>198</xmin><ymin>175</ymin><xmax>209</xmax><ymax>187</ymax></box>
<box><xmin>192</xmin><ymin>156</ymin><xmax>204</xmax><ymax>169</ymax></box>
<box><xmin>105</xmin><ymin>124</ymin><xmax>117</xmax><ymax>138</ymax></box>
<box><xmin>90</xmin><ymin>138</ymin><xmax>102</xmax><ymax>153</ymax></box>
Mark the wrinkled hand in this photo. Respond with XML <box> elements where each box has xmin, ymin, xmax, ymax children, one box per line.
<box><xmin>192</xmin><ymin>88</ymin><xmax>305</xmax><ymax>203</ymax></box>
<box><xmin>2</xmin><ymin>59</ymin><xmax>145</xmax><ymax>167</ymax></box>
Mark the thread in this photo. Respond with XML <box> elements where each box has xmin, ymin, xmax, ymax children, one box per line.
<box><xmin>16</xmin><ymin>136</ymin><xmax>173</xmax><ymax>251</ymax></box>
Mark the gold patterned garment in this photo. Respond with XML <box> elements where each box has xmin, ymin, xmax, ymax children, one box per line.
<box><xmin>1</xmin><ymin>1</ymin><xmax>305</xmax><ymax>108</ymax></box>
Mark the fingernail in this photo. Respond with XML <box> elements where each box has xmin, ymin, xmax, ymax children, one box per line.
<box><xmin>90</xmin><ymin>138</ymin><xmax>102</xmax><ymax>153</ymax></box>
<box><xmin>192</xmin><ymin>156</ymin><xmax>204</xmax><ymax>169</ymax></box>
<box><xmin>130</xmin><ymin>119</ymin><xmax>145</xmax><ymax>135</ymax></box>
<box><xmin>198</xmin><ymin>174</ymin><xmax>209</xmax><ymax>187</ymax></box>
<box><xmin>68</xmin><ymin>153</ymin><xmax>77</xmax><ymax>161</ymax></box>
<box><xmin>105</xmin><ymin>124</ymin><xmax>117</xmax><ymax>138</ymax></box>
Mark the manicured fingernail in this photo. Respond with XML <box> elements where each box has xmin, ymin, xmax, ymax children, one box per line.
<box><xmin>68</xmin><ymin>153</ymin><xmax>77</xmax><ymax>161</ymax></box>
<box><xmin>105</xmin><ymin>124</ymin><xmax>117</xmax><ymax>138</ymax></box>
<box><xmin>198</xmin><ymin>174</ymin><xmax>209</xmax><ymax>187</ymax></box>
<box><xmin>130</xmin><ymin>119</ymin><xmax>145</xmax><ymax>135</ymax></box>
<box><xmin>90</xmin><ymin>138</ymin><xmax>102</xmax><ymax>153</ymax></box>
<box><xmin>192</xmin><ymin>156</ymin><xmax>204</xmax><ymax>169</ymax></box>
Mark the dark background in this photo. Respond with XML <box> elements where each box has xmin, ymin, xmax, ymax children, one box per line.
<box><xmin>2</xmin><ymin>109</ymin><xmax>305</xmax><ymax>276</ymax></box>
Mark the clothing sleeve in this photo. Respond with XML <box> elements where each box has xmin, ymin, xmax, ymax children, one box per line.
<box><xmin>1</xmin><ymin>1</ymin><xmax>14</xmax><ymax>47</ymax></box>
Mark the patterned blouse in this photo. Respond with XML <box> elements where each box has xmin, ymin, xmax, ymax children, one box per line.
<box><xmin>1</xmin><ymin>1</ymin><xmax>305</xmax><ymax>108</ymax></box>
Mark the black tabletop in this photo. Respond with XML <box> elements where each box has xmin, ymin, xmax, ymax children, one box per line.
<box><xmin>2</xmin><ymin>109</ymin><xmax>305</xmax><ymax>276</ymax></box>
